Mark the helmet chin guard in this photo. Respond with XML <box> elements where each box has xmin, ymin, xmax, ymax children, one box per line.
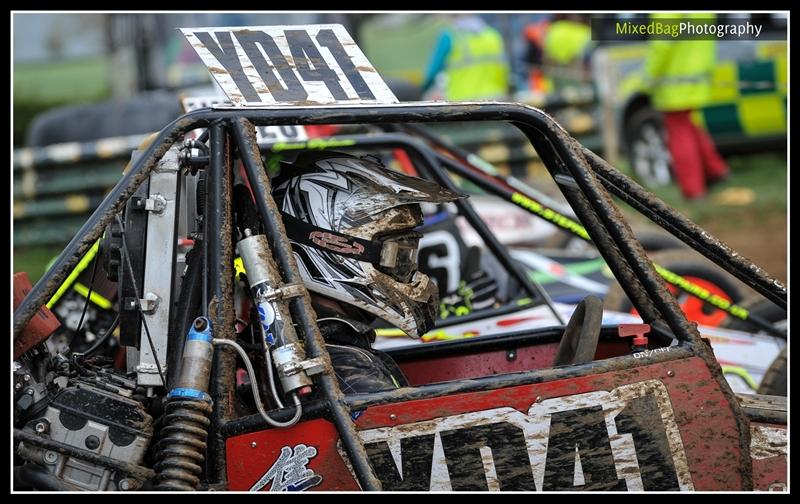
<box><xmin>273</xmin><ymin>152</ymin><xmax>463</xmax><ymax>338</ymax></box>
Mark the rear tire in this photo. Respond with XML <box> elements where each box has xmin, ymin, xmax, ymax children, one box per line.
<box><xmin>755</xmin><ymin>348</ymin><xmax>787</xmax><ymax>396</ymax></box>
<box><xmin>633</xmin><ymin>229</ymin><xmax>688</xmax><ymax>253</ymax></box>
<box><xmin>546</xmin><ymin>227</ymin><xmax>688</xmax><ymax>255</ymax></box>
<box><xmin>604</xmin><ymin>249</ymin><xmax>745</xmax><ymax>328</ymax></box>
<box><xmin>720</xmin><ymin>296</ymin><xmax>787</xmax><ymax>396</ymax></box>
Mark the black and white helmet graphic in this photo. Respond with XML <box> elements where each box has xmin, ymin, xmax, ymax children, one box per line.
<box><xmin>273</xmin><ymin>152</ymin><xmax>463</xmax><ymax>338</ymax></box>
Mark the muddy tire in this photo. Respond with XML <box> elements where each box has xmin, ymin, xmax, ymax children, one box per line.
<box><xmin>719</xmin><ymin>296</ymin><xmax>787</xmax><ymax>395</ymax></box>
<box><xmin>719</xmin><ymin>296</ymin><xmax>788</xmax><ymax>334</ymax></box>
<box><xmin>604</xmin><ymin>249</ymin><xmax>746</xmax><ymax>327</ymax></box>
<box><xmin>546</xmin><ymin>227</ymin><xmax>687</xmax><ymax>255</ymax></box>
<box><xmin>754</xmin><ymin>348</ymin><xmax>787</xmax><ymax>396</ymax></box>
<box><xmin>624</xmin><ymin>106</ymin><xmax>672</xmax><ymax>188</ymax></box>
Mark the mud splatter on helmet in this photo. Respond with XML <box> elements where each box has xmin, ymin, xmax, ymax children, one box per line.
<box><xmin>273</xmin><ymin>152</ymin><xmax>463</xmax><ymax>338</ymax></box>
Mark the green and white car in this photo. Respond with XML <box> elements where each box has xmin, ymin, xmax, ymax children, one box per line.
<box><xmin>594</xmin><ymin>22</ymin><xmax>787</xmax><ymax>187</ymax></box>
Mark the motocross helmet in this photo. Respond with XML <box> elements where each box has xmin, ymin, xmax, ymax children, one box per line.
<box><xmin>273</xmin><ymin>151</ymin><xmax>464</xmax><ymax>338</ymax></box>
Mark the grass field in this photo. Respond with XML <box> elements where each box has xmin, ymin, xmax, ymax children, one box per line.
<box><xmin>617</xmin><ymin>152</ymin><xmax>788</xmax><ymax>283</ymax></box>
<box><xmin>633</xmin><ymin>152</ymin><xmax>787</xmax><ymax>226</ymax></box>
<box><xmin>14</xmin><ymin>57</ymin><xmax>111</xmax><ymax>103</ymax></box>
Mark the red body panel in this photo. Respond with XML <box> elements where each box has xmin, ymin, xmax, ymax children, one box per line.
<box><xmin>227</xmin><ymin>418</ymin><xmax>360</xmax><ymax>491</ymax></box>
<box><xmin>13</xmin><ymin>272</ymin><xmax>61</xmax><ymax>359</ymax></box>
<box><xmin>227</xmin><ymin>355</ymin><xmax>767</xmax><ymax>491</ymax></box>
<box><xmin>399</xmin><ymin>339</ymin><xmax>630</xmax><ymax>386</ymax></box>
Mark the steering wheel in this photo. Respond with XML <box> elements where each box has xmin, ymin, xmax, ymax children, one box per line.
<box><xmin>554</xmin><ymin>296</ymin><xmax>604</xmax><ymax>366</ymax></box>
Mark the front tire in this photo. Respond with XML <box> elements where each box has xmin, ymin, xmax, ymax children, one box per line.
<box><xmin>624</xmin><ymin>106</ymin><xmax>672</xmax><ymax>187</ymax></box>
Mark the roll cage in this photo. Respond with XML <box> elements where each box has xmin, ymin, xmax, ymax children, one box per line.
<box><xmin>13</xmin><ymin>101</ymin><xmax>787</xmax><ymax>490</ymax></box>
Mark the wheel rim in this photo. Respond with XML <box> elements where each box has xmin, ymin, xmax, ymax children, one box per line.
<box><xmin>628</xmin><ymin>276</ymin><xmax>735</xmax><ymax>327</ymax></box>
<box><xmin>632</xmin><ymin>124</ymin><xmax>671</xmax><ymax>187</ymax></box>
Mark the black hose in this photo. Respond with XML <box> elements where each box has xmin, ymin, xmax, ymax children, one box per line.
<box><xmin>167</xmin><ymin>243</ymin><xmax>204</xmax><ymax>390</ymax></box>
<box><xmin>77</xmin><ymin>312</ymin><xmax>120</xmax><ymax>358</ymax></box>
<box><xmin>70</xmin><ymin>253</ymin><xmax>100</xmax><ymax>346</ymax></box>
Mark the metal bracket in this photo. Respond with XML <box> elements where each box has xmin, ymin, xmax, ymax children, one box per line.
<box><xmin>131</xmin><ymin>194</ymin><xmax>167</xmax><ymax>214</ymax></box>
<box><xmin>135</xmin><ymin>362</ymin><xmax>163</xmax><ymax>375</ymax></box>
<box><xmin>554</xmin><ymin>174</ymin><xmax>579</xmax><ymax>188</ymax></box>
<box><xmin>124</xmin><ymin>292</ymin><xmax>160</xmax><ymax>313</ymax></box>
<box><xmin>277</xmin><ymin>356</ymin><xmax>326</xmax><ymax>379</ymax></box>
<box><xmin>261</xmin><ymin>282</ymin><xmax>306</xmax><ymax>302</ymax></box>
<box><xmin>298</xmin><ymin>357</ymin><xmax>326</xmax><ymax>377</ymax></box>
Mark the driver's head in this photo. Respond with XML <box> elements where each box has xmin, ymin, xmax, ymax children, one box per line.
<box><xmin>272</xmin><ymin>152</ymin><xmax>463</xmax><ymax>338</ymax></box>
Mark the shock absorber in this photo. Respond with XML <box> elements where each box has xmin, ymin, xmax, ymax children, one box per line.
<box><xmin>236</xmin><ymin>229</ymin><xmax>324</xmax><ymax>398</ymax></box>
<box><xmin>155</xmin><ymin>317</ymin><xmax>214</xmax><ymax>491</ymax></box>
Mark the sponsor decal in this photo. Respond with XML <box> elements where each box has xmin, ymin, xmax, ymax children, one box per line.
<box><xmin>310</xmin><ymin>231</ymin><xmax>365</xmax><ymax>256</ymax></box>
<box><xmin>351</xmin><ymin>380</ymin><xmax>693</xmax><ymax>491</ymax></box>
<box><xmin>633</xmin><ymin>347</ymin><xmax>672</xmax><ymax>359</ymax></box>
<box><xmin>250</xmin><ymin>444</ymin><xmax>323</xmax><ymax>492</ymax></box>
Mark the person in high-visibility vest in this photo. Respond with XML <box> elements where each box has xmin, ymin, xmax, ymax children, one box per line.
<box><xmin>644</xmin><ymin>13</ymin><xmax>729</xmax><ymax>200</ymax></box>
<box><xmin>542</xmin><ymin>16</ymin><xmax>592</xmax><ymax>67</ymax></box>
<box><xmin>540</xmin><ymin>15</ymin><xmax>593</xmax><ymax>90</ymax></box>
<box><xmin>421</xmin><ymin>15</ymin><xmax>510</xmax><ymax>101</ymax></box>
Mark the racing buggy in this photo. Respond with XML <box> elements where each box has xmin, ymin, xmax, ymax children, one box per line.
<box><xmin>13</xmin><ymin>24</ymin><xmax>787</xmax><ymax>492</ymax></box>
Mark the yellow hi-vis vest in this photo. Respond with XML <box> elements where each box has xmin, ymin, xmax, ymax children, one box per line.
<box><xmin>644</xmin><ymin>13</ymin><xmax>717</xmax><ymax>112</ymax></box>
<box><xmin>543</xmin><ymin>20</ymin><xmax>592</xmax><ymax>65</ymax></box>
<box><xmin>445</xmin><ymin>27</ymin><xmax>509</xmax><ymax>101</ymax></box>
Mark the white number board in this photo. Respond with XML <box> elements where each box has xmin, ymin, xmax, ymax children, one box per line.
<box><xmin>182</xmin><ymin>96</ymin><xmax>308</xmax><ymax>143</ymax></box>
<box><xmin>180</xmin><ymin>24</ymin><xmax>398</xmax><ymax>107</ymax></box>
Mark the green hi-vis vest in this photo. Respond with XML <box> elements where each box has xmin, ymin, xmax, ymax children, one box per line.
<box><xmin>445</xmin><ymin>27</ymin><xmax>509</xmax><ymax>101</ymax></box>
<box><xmin>644</xmin><ymin>13</ymin><xmax>717</xmax><ymax>112</ymax></box>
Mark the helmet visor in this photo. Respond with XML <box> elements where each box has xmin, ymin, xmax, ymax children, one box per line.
<box><xmin>377</xmin><ymin>231</ymin><xmax>422</xmax><ymax>283</ymax></box>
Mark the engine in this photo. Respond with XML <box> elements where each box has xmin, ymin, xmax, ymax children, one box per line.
<box><xmin>17</xmin><ymin>381</ymin><xmax>153</xmax><ymax>491</ymax></box>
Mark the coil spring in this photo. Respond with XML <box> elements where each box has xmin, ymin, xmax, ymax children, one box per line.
<box><xmin>196</xmin><ymin>172</ymin><xmax>206</xmax><ymax>216</ymax></box>
<box><xmin>154</xmin><ymin>397</ymin><xmax>213</xmax><ymax>491</ymax></box>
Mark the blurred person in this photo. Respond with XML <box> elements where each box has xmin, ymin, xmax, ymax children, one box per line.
<box><xmin>644</xmin><ymin>13</ymin><xmax>729</xmax><ymax>200</ymax></box>
<box><xmin>542</xmin><ymin>14</ymin><xmax>594</xmax><ymax>89</ymax></box>
<box><xmin>522</xmin><ymin>17</ymin><xmax>552</xmax><ymax>93</ymax></box>
<box><xmin>421</xmin><ymin>14</ymin><xmax>510</xmax><ymax>101</ymax></box>
<box><xmin>542</xmin><ymin>14</ymin><xmax>593</xmax><ymax>69</ymax></box>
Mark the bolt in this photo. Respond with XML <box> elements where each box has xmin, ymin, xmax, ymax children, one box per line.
<box><xmin>667</xmin><ymin>370</ymin><xmax>675</xmax><ymax>377</ymax></box>
<box><xmin>506</xmin><ymin>350</ymin><xmax>517</xmax><ymax>362</ymax></box>
<box><xmin>16</xmin><ymin>393</ymin><xmax>34</xmax><ymax>411</ymax></box>
<box><xmin>15</xmin><ymin>382</ymin><xmax>22</xmax><ymax>390</ymax></box>
<box><xmin>119</xmin><ymin>479</ymin><xmax>134</xmax><ymax>491</ymax></box>
<box><xmin>193</xmin><ymin>317</ymin><xmax>209</xmax><ymax>331</ymax></box>
<box><xmin>535</xmin><ymin>396</ymin><xmax>542</xmax><ymax>403</ymax></box>
<box><xmin>389</xmin><ymin>414</ymin><xmax>397</xmax><ymax>421</ymax></box>
<box><xmin>251</xmin><ymin>442</ymin><xmax>258</xmax><ymax>448</ymax></box>
<box><xmin>26</xmin><ymin>388</ymin><xmax>34</xmax><ymax>395</ymax></box>
<box><xmin>44</xmin><ymin>451</ymin><xmax>58</xmax><ymax>464</ymax></box>
<box><xmin>23</xmin><ymin>374</ymin><xmax>31</xmax><ymax>382</ymax></box>
<box><xmin>34</xmin><ymin>422</ymin><xmax>48</xmax><ymax>434</ymax></box>
<box><xmin>85</xmin><ymin>435</ymin><xmax>101</xmax><ymax>450</ymax></box>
